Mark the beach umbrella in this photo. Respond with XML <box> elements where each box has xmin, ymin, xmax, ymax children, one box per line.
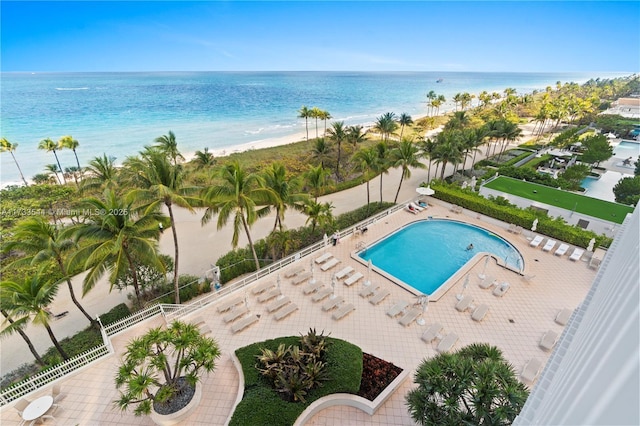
<box><xmin>416</xmin><ymin>186</ymin><xmax>435</xmax><ymax>196</ymax></box>
<box><xmin>587</xmin><ymin>238</ymin><xmax>596</xmax><ymax>252</ymax></box>
<box><xmin>531</xmin><ymin>218</ymin><xmax>538</xmax><ymax>232</ymax></box>
<box><xmin>365</xmin><ymin>259</ymin><xmax>372</xmax><ymax>286</ymax></box>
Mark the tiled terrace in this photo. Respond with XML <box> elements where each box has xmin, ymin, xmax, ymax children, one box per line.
<box><xmin>0</xmin><ymin>199</ymin><xmax>597</xmax><ymax>425</ymax></box>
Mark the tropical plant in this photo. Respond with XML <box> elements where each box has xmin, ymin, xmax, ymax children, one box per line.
<box><xmin>311</xmin><ymin>138</ymin><xmax>333</xmax><ymax>168</ymax></box>
<box><xmin>432</xmin><ymin>130</ymin><xmax>464</xmax><ymax>180</ymax></box>
<box><xmin>262</xmin><ymin>162</ymin><xmax>307</xmax><ymax>232</ymax></box>
<box><xmin>114</xmin><ymin>321</ymin><xmax>221</xmax><ymax>416</ymax></box>
<box><xmin>44</xmin><ymin>163</ymin><xmax>63</xmax><ymax>185</ymax></box>
<box><xmin>406</xmin><ymin>343</ymin><xmax>528</xmax><ymax>425</ymax></box>
<box><xmin>318</xmin><ymin>110</ymin><xmax>332</xmax><ymax>136</ymax></box>
<box><xmin>3</xmin><ymin>216</ymin><xmax>96</xmax><ymax>326</ymax></box>
<box><xmin>397</xmin><ymin>113</ymin><xmax>413</xmax><ymax>139</ymax></box>
<box><xmin>297</xmin><ymin>106</ymin><xmax>311</xmax><ymax>141</ymax></box>
<box><xmin>304</xmin><ymin>164</ymin><xmax>330</xmax><ymax>202</ymax></box>
<box><xmin>326</xmin><ymin>121</ymin><xmax>347</xmax><ymax>179</ymax></box>
<box><xmin>0</xmin><ymin>302</ymin><xmax>45</xmax><ymax>366</ymax></box>
<box><xmin>303</xmin><ymin>199</ymin><xmax>334</xmax><ymax>232</ymax></box>
<box><xmin>613</xmin><ymin>176</ymin><xmax>640</xmax><ymax>206</ymax></box>
<box><xmin>201</xmin><ymin>161</ymin><xmax>274</xmax><ymax>270</ymax></box>
<box><xmin>580</xmin><ymin>134</ymin><xmax>614</xmax><ymax>166</ymax></box>
<box><xmin>310</xmin><ymin>106</ymin><xmax>323</xmax><ymax>139</ymax></box>
<box><xmin>0</xmin><ymin>138</ymin><xmax>29</xmax><ymax>186</ymax></box>
<box><xmin>346</xmin><ymin>125</ymin><xmax>366</xmax><ymax>148</ymax></box>
<box><xmin>374</xmin><ymin>112</ymin><xmax>398</xmax><ymax>142</ymax></box>
<box><xmin>374</xmin><ymin>141</ymin><xmax>391</xmax><ymax>202</ymax></box>
<box><xmin>193</xmin><ymin>147</ymin><xmax>215</xmax><ymax>168</ymax></box>
<box><xmin>59</xmin><ymin>135</ymin><xmax>81</xmax><ymax>170</ymax></box>
<box><xmin>0</xmin><ymin>274</ymin><xmax>69</xmax><ymax>360</ymax></box>
<box><xmin>153</xmin><ymin>130</ymin><xmax>185</xmax><ymax>165</ymax></box>
<box><xmin>82</xmin><ymin>153</ymin><xmax>119</xmax><ymax>192</ymax></box>
<box><xmin>38</xmin><ymin>138</ymin><xmax>66</xmax><ymax>184</ymax></box>
<box><xmin>351</xmin><ymin>147</ymin><xmax>378</xmax><ymax>207</ymax></box>
<box><xmin>390</xmin><ymin>139</ymin><xmax>426</xmax><ymax>203</ymax></box>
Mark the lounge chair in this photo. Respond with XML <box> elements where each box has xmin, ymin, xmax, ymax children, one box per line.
<box><xmin>588</xmin><ymin>257</ymin><xmax>601</xmax><ymax>270</ymax></box>
<box><xmin>471</xmin><ymin>304</ymin><xmax>489</xmax><ymax>322</ymax></box>
<box><xmin>386</xmin><ymin>301</ymin><xmax>409</xmax><ymax>317</ymax></box>
<box><xmin>406</xmin><ymin>204</ymin><xmax>419</xmax><ymax>214</ymax></box>
<box><xmin>539</xmin><ymin>330</ymin><xmax>558</xmax><ymax>351</ymax></box>
<box><xmin>274</xmin><ymin>303</ymin><xmax>299</xmax><ymax>321</ymax></box>
<box><xmin>454</xmin><ymin>205</ymin><xmax>463</xmax><ymax>214</ymax></box>
<box><xmin>344</xmin><ymin>272</ymin><xmax>364</xmax><ymax>286</ymax></box>
<box><xmin>332</xmin><ymin>303</ymin><xmax>355</xmax><ymax>320</ymax></box>
<box><xmin>267</xmin><ymin>296</ymin><xmax>291</xmax><ymax>313</ymax></box>
<box><xmin>291</xmin><ymin>271</ymin><xmax>313</xmax><ymax>285</ymax></box>
<box><xmin>409</xmin><ymin>202</ymin><xmax>424</xmax><ymax>212</ymax></box>
<box><xmin>569</xmin><ymin>248</ymin><xmax>585</xmax><ymax>261</ymax></box>
<box><xmin>421</xmin><ymin>323</ymin><xmax>443</xmax><ymax>343</ymax></box>
<box><xmin>284</xmin><ymin>266</ymin><xmax>305</xmax><ymax>278</ymax></box>
<box><xmin>529</xmin><ymin>235</ymin><xmax>544</xmax><ymax>247</ymax></box>
<box><xmin>190</xmin><ymin>316</ymin><xmax>206</xmax><ymax>328</ymax></box>
<box><xmin>320</xmin><ymin>257</ymin><xmax>341</xmax><ymax>271</ymax></box>
<box><xmin>199</xmin><ymin>325</ymin><xmax>212</xmax><ymax>335</ymax></box>
<box><xmin>514</xmin><ymin>226</ymin><xmax>523</xmax><ymax>235</ymax></box>
<box><xmin>303</xmin><ymin>280</ymin><xmax>324</xmax><ymax>295</ymax></box>
<box><xmin>369</xmin><ymin>288</ymin><xmax>391</xmax><ymax>305</ymax></box>
<box><xmin>312</xmin><ymin>287</ymin><xmax>333</xmax><ymax>302</ymax></box>
<box><xmin>314</xmin><ymin>253</ymin><xmax>333</xmax><ymax>264</ymax></box>
<box><xmin>520</xmin><ymin>358</ymin><xmax>543</xmax><ymax>383</ymax></box>
<box><xmin>479</xmin><ymin>276</ymin><xmax>497</xmax><ymax>289</ymax></box>
<box><xmin>257</xmin><ymin>287</ymin><xmax>282</xmax><ymax>303</ymax></box>
<box><xmin>492</xmin><ymin>282</ymin><xmax>510</xmax><ymax>297</ymax></box>
<box><xmin>554</xmin><ymin>244</ymin><xmax>570</xmax><ymax>256</ymax></box>
<box><xmin>436</xmin><ymin>333</ymin><xmax>458</xmax><ymax>353</ymax></box>
<box><xmin>335</xmin><ymin>266</ymin><xmax>354</xmax><ymax>279</ymax></box>
<box><xmin>322</xmin><ymin>296</ymin><xmax>344</xmax><ymax>311</ymax></box>
<box><xmin>455</xmin><ymin>295</ymin><xmax>474</xmax><ymax>312</ymax></box>
<box><xmin>555</xmin><ymin>308</ymin><xmax>573</xmax><ymax>326</ymax></box>
<box><xmin>507</xmin><ymin>223</ymin><xmax>517</xmax><ymax>233</ymax></box>
<box><xmin>231</xmin><ymin>315</ymin><xmax>259</xmax><ymax>333</ymax></box>
<box><xmin>542</xmin><ymin>239</ymin><xmax>556</xmax><ymax>252</ymax></box>
<box><xmin>359</xmin><ymin>285</ymin><xmax>379</xmax><ymax>298</ymax></box>
<box><xmin>251</xmin><ymin>280</ymin><xmax>275</xmax><ymax>295</ymax></box>
<box><xmin>223</xmin><ymin>305</ymin><xmax>249</xmax><ymax>323</ymax></box>
<box><xmin>217</xmin><ymin>296</ymin><xmax>243</xmax><ymax>313</ymax></box>
<box><xmin>398</xmin><ymin>307</ymin><xmax>422</xmax><ymax>327</ymax></box>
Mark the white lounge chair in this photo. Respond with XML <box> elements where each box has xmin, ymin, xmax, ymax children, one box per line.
<box><xmin>359</xmin><ymin>285</ymin><xmax>379</xmax><ymax>298</ymax></box>
<box><xmin>421</xmin><ymin>323</ymin><xmax>443</xmax><ymax>343</ymax></box>
<box><xmin>217</xmin><ymin>296</ymin><xmax>243</xmax><ymax>313</ymax></box>
<box><xmin>542</xmin><ymin>239</ymin><xmax>556</xmax><ymax>252</ymax></box>
<box><xmin>492</xmin><ymin>282</ymin><xmax>510</xmax><ymax>297</ymax></box>
<box><xmin>554</xmin><ymin>244</ymin><xmax>570</xmax><ymax>256</ymax></box>
<box><xmin>335</xmin><ymin>266</ymin><xmax>354</xmax><ymax>279</ymax></box>
<box><xmin>529</xmin><ymin>235</ymin><xmax>544</xmax><ymax>248</ymax></box>
<box><xmin>291</xmin><ymin>271</ymin><xmax>313</xmax><ymax>285</ymax></box>
<box><xmin>520</xmin><ymin>358</ymin><xmax>543</xmax><ymax>383</ymax></box>
<box><xmin>274</xmin><ymin>303</ymin><xmax>298</xmax><ymax>321</ymax></box>
<box><xmin>569</xmin><ymin>248</ymin><xmax>585</xmax><ymax>261</ymax></box>
<box><xmin>405</xmin><ymin>204</ymin><xmax>419</xmax><ymax>214</ymax></box>
<box><xmin>455</xmin><ymin>295</ymin><xmax>474</xmax><ymax>312</ymax></box>
<box><xmin>398</xmin><ymin>307</ymin><xmax>422</xmax><ymax>327</ymax></box>
<box><xmin>267</xmin><ymin>296</ymin><xmax>291</xmax><ymax>313</ymax></box>
<box><xmin>320</xmin><ymin>257</ymin><xmax>341</xmax><ymax>271</ymax></box>
<box><xmin>369</xmin><ymin>288</ymin><xmax>391</xmax><ymax>305</ymax></box>
<box><xmin>514</xmin><ymin>226</ymin><xmax>523</xmax><ymax>235</ymax></box>
<box><xmin>344</xmin><ymin>272</ymin><xmax>364</xmax><ymax>286</ymax></box>
<box><xmin>539</xmin><ymin>330</ymin><xmax>558</xmax><ymax>351</ymax></box>
<box><xmin>479</xmin><ymin>276</ymin><xmax>497</xmax><ymax>289</ymax></box>
<box><xmin>555</xmin><ymin>308</ymin><xmax>573</xmax><ymax>326</ymax></box>
<box><xmin>409</xmin><ymin>202</ymin><xmax>424</xmax><ymax>212</ymax></box>
<box><xmin>257</xmin><ymin>287</ymin><xmax>282</xmax><ymax>303</ymax></box>
<box><xmin>386</xmin><ymin>301</ymin><xmax>409</xmax><ymax>317</ymax></box>
<box><xmin>507</xmin><ymin>223</ymin><xmax>517</xmax><ymax>233</ymax></box>
<box><xmin>332</xmin><ymin>303</ymin><xmax>355</xmax><ymax>320</ymax></box>
<box><xmin>471</xmin><ymin>304</ymin><xmax>489</xmax><ymax>322</ymax></box>
<box><xmin>322</xmin><ymin>296</ymin><xmax>344</xmax><ymax>311</ymax></box>
<box><xmin>588</xmin><ymin>257</ymin><xmax>601</xmax><ymax>270</ymax></box>
<box><xmin>303</xmin><ymin>280</ymin><xmax>324</xmax><ymax>295</ymax></box>
<box><xmin>284</xmin><ymin>266</ymin><xmax>305</xmax><ymax>278</ymax></box>
<box><xmin>314</xmin><ymin>253</ymin><xmax>333</xmax><ymax>264</ymax></box>
<box><xmin>436</xmin><ymin>333</ymin><xmax>458</xmax><ymax>353</ymax></box>
<box><xmin>231</xmin><ymin>315</ymin><xmax>259</xmax><ymax>333</ymax></box>
<box><xmin>223</xmin><ymin>305</ymin><xmax>249</xmax><ymax>323</ymax></box>
<box><xmin>312</xmin><ymin>287</ymin><xmax>333</xmax><ymax>302</ymax></box>
<box><xmin>252</xmin><ymin>280</ymin><xmax>275</xmax><ymax>295</ymax></box>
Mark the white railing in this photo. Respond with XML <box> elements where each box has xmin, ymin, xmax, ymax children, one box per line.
<box><xmin>103</xmin><ymin>304</ymin><xmax>162</xmax><ymax>337</ymax></box>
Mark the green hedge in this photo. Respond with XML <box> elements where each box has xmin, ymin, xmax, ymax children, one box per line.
<box><xmin>155</xmin><ymin>274</ymin><xmax>212</xmax><ymax>304</ymax></box>
<box><xmin>431</xmin><ymin>182</ymin><xmax>612</xmax><ymax>248</ymax></box>
<box><xmin>230</xmin><ymin>336</ymin><xmax>363</xmax><ymax>426</ymax></box>
<box><xmin>98</xmin><ymin>303</ymin><xmax>131</xmax><ymax>325</ymax></box>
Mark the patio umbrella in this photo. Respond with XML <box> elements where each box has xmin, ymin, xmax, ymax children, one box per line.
<box><xmin>365</xmin><ymin>259</ymin><xmax>372</xmax><ymax>286</ymax></box>
<box><xmin>417</xmin><ymin>295</ymin><xmax>429</xmax><ymax>326</ymax></box>
<box><xmin>457</xmin><ymin>275</ymin><xmax>470</xmax><ymax>300</ymax></box>
<box><xmin>276</xmin><ymin>274</ymin><xmax>284</xmax><ymax>300</ymax></box>
<box><xmin>416</xmin><ymin>186</ymin><xmax>435</xmax><ymax>196</ymax></box>
<box><xmin>310</xmin><ymin>258</ymin><xmax>316</xmax><ymax>284</ymax></box>
<box><xmin>479</xmin><ymin>255</ymin><xmax>490</xmax><ymax>280</ymax></box>
<box><xmin>330</xmin><ymin>274</ymin><xmax>337</xmax><ymax>299</ymax></box>
<box><xmin>323</xmin><ymin>233</ymin><xmax>328</xmax><ymax>248</ymax></box>
<box><xmin>587</xmin><ymin>238</ymin><xmax>596</xmax><ymax>252</ymax></box>
<box><xmin>531</xmin><ymin>218</ymin><xmax>538</xmax><ymax>232</ymax></box>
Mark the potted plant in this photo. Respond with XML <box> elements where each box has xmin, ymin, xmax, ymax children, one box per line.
<box><xmin>114</xmin><ymin>320</ymin><xmax>221</xmax><ymax>425</ymax></box>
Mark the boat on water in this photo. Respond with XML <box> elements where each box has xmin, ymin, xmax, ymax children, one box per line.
<box><xmin>436</xmin><ymin>78</ymin><xmax>443</xmax><ymax>83</ymax></box>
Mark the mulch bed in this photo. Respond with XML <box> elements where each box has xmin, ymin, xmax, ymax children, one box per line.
<box><xmin>356</xmin><ymin>352</ymin><xmax>403</xmax><ymax>401</ymax></box>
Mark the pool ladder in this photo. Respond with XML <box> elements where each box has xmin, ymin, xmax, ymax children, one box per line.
<box><xmin>356</xmin><ymin>241</ymin><xmax>367</xmax><ymax>252</ymax></box>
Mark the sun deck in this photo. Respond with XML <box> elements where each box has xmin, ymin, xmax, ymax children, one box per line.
<box><xmin>0</xmin><ymin>199</ymin><xmax>597</xmax><ymax>425</ymax></box>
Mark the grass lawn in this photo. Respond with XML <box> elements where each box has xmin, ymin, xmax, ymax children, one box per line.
<box><xmin>484</xmin><ymin>176</ymin><xmax>633</xmax><ymax>224</ymax></box>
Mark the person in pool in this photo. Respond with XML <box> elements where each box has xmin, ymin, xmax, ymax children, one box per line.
<box><xmin>466</xmin><ymin>243</ymin><xmax>474</xmax><ymax>251</ymax></box>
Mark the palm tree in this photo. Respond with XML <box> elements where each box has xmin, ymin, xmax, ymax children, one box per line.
<box><xmin>433</xmin><ymin>130</ymin><xmax>463</xmax><ymax>180</ymax></box>
<box><xmin>38</xmin><ymin>138</ymin><xmax>66</xmax><ymax>184</ymax></box>
<box><xmin>69</xmin><ymin>189</ymin><xmax>165</xmax><ymax>304</ymax></box>
<box><xmin>45</xmin><ymin>163</ymin><xmax>63</xmax><ymax>185</ymax></box>
<box><xmin>459</xmin><ymin>128</ymin><xmax>480</xmax><ymax>172</ymax></box>
<box><xmin>374</xmin><ymin>141</ymin><xmax>391</xmax><ymax>202</ymax></box>
<box><xmin>1</xmin><ymin>274</ymin><xmax>69</xmax><ymax>360</ymax></box>
<box><xmin>3</xmin><ymin>216</ymin><xmax>96</xmax><ymax>326</ymax></box>
<box><xmin>154</xmin><ymin>130</ymin><xmax>184</xmax><ymax>165</ymax></box>
<box><xmin>201</xmin><ymin>161</ymin><xmax>274</xmax><ymax>271</ymax></box>
<box><xmin>326</xmin><ymin>121</ymin><xmax>347</xmax><ymax>180</ymax></box>
<box><xmin>82</xmin><ymin>154</ymin><xmax>118</xmax><ymax>192</ymax></box>
<box><xmin>303</xmin><ymin>199</ymin><xmax>334</xmax><ymax>232</ymax></box>
<box><xmin>374</xmin><ymin>112</ymin><xmax>398</xmax><ymax>142</ymax></box>
<box><xmin>304</xmin><ymin>164</ymin><xmax>330</xmax><ymax>202</ymax></box>
<box><xmin>319</xmin><ymin>110</ymin><xmax>332</xmax><ymax>136</ymax></box>
<box><xmin>64</xmin><ymin>166</ymin><xmax>82</xmax><ymax>187</ymax></box>
<box><xmin>346</xmin><ymin>125</ymin><xmax>366</xmax><ymax>148</ymax></box>
<box><xmin>193</xmin><ymin>147</ymin><xmax>215</xmax><ymax>168</ymax></box>
<box><xmin>460</xmin><ymin>92</ymin><xmax>474</xmax><ymax>110</ymax></box>
<box><xmin>351</xmin><ymin>147</ymin><xmax>378</xmax><ymax>208</ymax></box>
<box><xmin>311</xmin><ymin>138</ymin><xmax>333</xmax><ymax>168</ymax></box>
<box><xmin>452</xmin><ymin>93</ymin><xmax>463</xmax><ymax>111</ymax></box>
<box><xmin>390</xmin><ymin>139</ymin><xmax>426</xmax><ymax>203</ymax></box>
<box><xmin>311</xmin><ymin>107</ymin><xmax>323</xmax><ymax>139</ymax></box>
<box><xmin>0</xmin><ymin>138</ymin><xmax>29</xmax><ymax>186</ymax></box>
<box><xmin>397</xmin><ymin>113</ymin><xmax>413</xmax><ymax>139</ymax></box>
<box><xmin>123</xmin><ymin>149</ymin><xmax>200</xmax><ymax>304</ymax></box>
<box><xmin>262</xmin><ymin>162</ymin><xmax>307</xmax><ymax>232</ymax></box>
<box><xmin>59</xmin><ymin>135</ymin><xmax>81</xmax><ymax>170</ymax></box>
<box><xmin>297</xmin><ymin>106</ymin><xmax>311</xmax><ymax>141</ymax></box>
<box><xmin>0</xmin><ymin>305</ymin><xmax>45</xmax><ymax>366</ymax></box>
<box><xmin>426</xmin><ymin>90</ymin><xmax>437</xmax><ymax>116</ymax></box>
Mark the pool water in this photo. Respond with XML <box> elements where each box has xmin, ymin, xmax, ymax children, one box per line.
<box><xmin>581</xmin><ymin>171</ymin><xmax>634</xmax><ymax>202</ymax></box>
<box><xmin>613</xmin><ymin>141</ymin><xmax>640</xmax><ymax>159</ymax></box>
<box><xmin>358</xmin><ymin>220</ymin><xmax>524</xmax><ymax>295</ymax></box>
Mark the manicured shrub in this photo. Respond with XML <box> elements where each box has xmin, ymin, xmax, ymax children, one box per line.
<box><xmin>99</xmin><ymin>303</ymin><xmax>131</xmax><ymax>325</ymax></box>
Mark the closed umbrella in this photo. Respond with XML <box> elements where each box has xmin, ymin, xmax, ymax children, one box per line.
<box><xmin>457</xmin><ymin>275</ymin><xmax>470</xmax><ymax>300</ymax></box>
<box><xmin>417</xmin><ymin>295</ymin><xmax>429</xmax><ymax>326</ymax></box>
<box><xmin>531</xmin><ymin>218</ymin><xmax>538</xmax><ymax>232</ymax></box>
<box><xmin>323</xmin><ymin>233</ymin><xmax>328</xmax><ymax>248</ymax></box>
<box><xmin>310</xmin><ymin>258</ymin><xmax>316</xmax><ymax>284</ymax></box>
<box><xmin>331</xmin><ymin>274</ymin><xmax>337</xmax><ymax>299</ymax></box>
<box><xmin>365</xmin><ymin>259</ymin><xmax>372</xmax><ymax>286</ymax></box>
<box><xmin>479</xmin><ymin>256</ymin><xmax>490</xmax><ymax>280</ymax></box>
<box><xmin>587</xmin><ymin>238</ymin><xmax>596</xmax><ymax>252</ymax></box>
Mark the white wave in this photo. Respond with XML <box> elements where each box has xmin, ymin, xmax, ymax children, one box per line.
<box><xmin>244</xmin><ymin>128</ymin><xmax>265</xmax><ymax>135</ymax></box>
<box><xmin>55</xmin><ymin>87</ymin><xmax>89</xmax><ymax>91</ymax></box>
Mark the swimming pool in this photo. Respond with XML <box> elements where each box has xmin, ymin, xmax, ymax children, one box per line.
<box><xmin>358</xmin><ymin>219</ymin><xmax>524</xmax><ymax>296</ymax></box>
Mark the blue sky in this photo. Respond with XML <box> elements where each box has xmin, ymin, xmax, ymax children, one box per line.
<box><xmin>1</xmin><ymin>1</ymin><xmax>638</xmax><ymax>72</ymax></box>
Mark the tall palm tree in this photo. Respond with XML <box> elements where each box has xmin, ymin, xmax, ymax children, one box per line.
<box><xmin>82</xmin><ymin>154</ymin><xmax>118</xmax><ymax>192</ymax></box>
<box><xmin>319</xmin><ymin>110</ymin><xmax>332</xmax><ymax>136</ymax></box>
<box><xmin>38</xmin><ymin>138</ymin><xmax>66</xmax><ymax>184</ymax></box>
<box><xmin>45</xmin><ymin>163</ymin><xmax>63</xmax><ymax>185</ymax></box>
<box><xmin>452</xmin><ymin>93</ymin><xmax>463</xmax><ymax>111</ymax></box>
<box><xmin>374</xmin><ymin>141</ymin><xmax>391</xmax><ymax>202</ymax></box>
<box><xmin>69</xmin><ymin>189</ymin><xmax>164</xmax><ymax>304</ymax></box>
<box><xmin>311</xmin><ymin>107</ymin><xmax>323</xmax><ymax>139</ymax></box>
<box><xmin>201</xmin><ymin>162</ymin><xmax>274</xmax><ymax>271</ymax></box>
<box><xmin>497</xmin><ymin>120</ymin><xmax>522</xmax><ymax>160</ymax></box>
<box><xmin>1</xmin><ymin>274</ymin><xmax>69</xmax><ymax>360</ymax></box>
<box><xmin>0</xmin><ymin>306</ymin><xmax>45</xmax><ymax>366</ymax></box>
<box><xmin>302</xmin><ymin>199</ymin><xmax>334</xmax><ymax>232</ymax></box>
<box><xmin>304</xmin><ymin>164</ymin><xmax>330</xmax><ymax>202</ymax></box>
<box><xmin>311</xmin><ymin>138</ymin><xmax>333</xmax><ymax>168</ymax></box>
<box><xmin>419</xmin><ymin>137</ymin><xmax>437</xmax><ymax>185</ymax></box>
<box><xmin>154</xmin><ymin>130</ymin><xmax>184</xmax><ymax>165</ymax></box>
<box><xmin>3</xmin><ymin>216</ymin><xmax>96</xmax><ymax>326</ymax></box>
<box><xmin>397</xmin><ymin>113</ymin><xmax>413</xmax><ymax>139</ymax></box>
<box><xmin>326</xmin><ymin>121</ymin><xmax>347</xmax><ymax>180</ymax></box>
<box><xmin>426</xmin><ymin>91</ymin><xmax>437</xmax><ymax>116</ymax></box>
<box><xmin>433</xmin><ymin>131</ymin><xmax>464</xmax><ymax>180</ymax></box>
<box><xmin>351</xmin><ymin>147</ymin><xmax>378</xmax><ymax>208</ymax></box>
<box><xmin>262</xmin><ymin>162</ymin><xmax>307</xmax><ymax>232</ymax></box>
<box><xmin>390</xmin><ymin>139</ymin><xmax>426</xmax><ymax>203</ymax></box>
<box><xmin>0</xmin><ymin>138</ymin><xmax>29</xmax><ymax>186</ymax></box>
<box><xmin>297</xmin><ymin>106</ymin><xmax>311</xmax><ymax>141</ymax></box>
<box><xmin>193</xmin><ymin>147</ymin><xmax>215</xmax><ymax>168</ymax></box>
<box><xmin>346</xmin><ymin>125</ymin><xmax>366</xmax><ymax>148</ymax></box>
<box><xmin>436</xmin><ymin>95</ymin><xmax>446</xmax><ymax>115</ymax></box>
<box><xmin>123</xmin><ymin>149</ymin><xmax>200</xmax><ymax>304</ymax></box>
<box><xmin>59</xmin><ymin>135</ymin><xmax>81</xmax><ymax>170</ymax></box>
<box><xmin>374</xmin><ymin>112</ymin><xmax>398</xmax><ymax>142</ymax></box>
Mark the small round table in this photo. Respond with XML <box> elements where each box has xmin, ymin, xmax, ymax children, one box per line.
<box><xmin>22</xmin><ymin>395</ymin><xmax>54</xmax><ymax>422</ymax></box>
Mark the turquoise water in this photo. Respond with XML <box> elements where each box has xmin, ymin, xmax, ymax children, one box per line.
<box><xmin>358</xmin><ymin>220</ymin><xmax>524</xmax><ymax>295</ymax></box>
<box><xmin>614</xmin><ymin>141</ymin><xmax>640</xmax><ymax>159</ymax></box>
<box><xmin>1</xmin><ymin>71</ymin><xmax>626</xmax><ymax>185</ymax></box>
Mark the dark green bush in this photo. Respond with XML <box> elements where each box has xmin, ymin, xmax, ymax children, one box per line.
<box><xmin>155</xmin><ymin>274</ymin><xmax>212</xmax><ymax>304</ymax></box>
<box><xmin>99</xmin><ymin>303</ymin><xmax>131</xmax><ymax>325</ymax></box>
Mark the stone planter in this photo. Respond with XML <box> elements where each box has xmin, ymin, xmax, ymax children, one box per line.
<box><xmin>150</xmin><ymin>381</ymin><xmax>202</xmax><ymax>426</ymax></box>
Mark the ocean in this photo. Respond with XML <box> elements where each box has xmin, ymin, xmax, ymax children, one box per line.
<box><xmin>0</xmin><ymin>71</ymin><xmax>627</xmax><ymax>186</ymax></box>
